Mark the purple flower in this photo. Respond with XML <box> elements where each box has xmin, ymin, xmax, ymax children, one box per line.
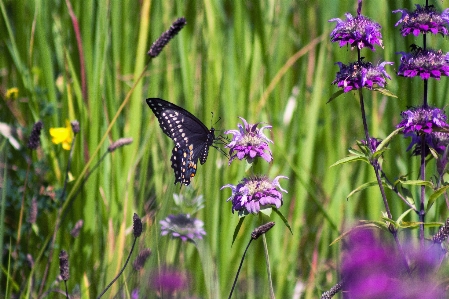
<box><xmin>342</xmin><ymin>229</ymin><xmax>446</xmax><ymax>299</ymax></box>
<box><xmin>225</xmin><ymin>117</ymin><xmax>273</xmax><ymax>164</ymax></box>
<box><xmin>361</xmin><ymin>137</ymin><xmax>383</xmax><ymax>152</ymax></box>
<box><xmin>332</xmin><ymin>61</ymin><xmax>393</xmax><ymax>93</ymax></box>
<box><xmin>150</xmin><ymin>268</ymin><xmax>187</xmax><ymax>294</ymax></box>
<box><xmin>393</xmin><ymin>5</ymin><xmax>449</xmax><ymax>36</ymax></box>
<box><xmin>221</xmin><ymin>175</ymin><xmax>288</xmax><ymax>215</ymax></box>
<box><xmin>160</xmin><ymin>214</ymin><xmax>206</xmax><ymax>242</ymax></box>
<box><xmin>397</xmin><ymin>49</ymin><xmax>449</xmax><ymax>80</ymax></box>
<box><xmin>396</xmin><ymin>106</ymin><xmax>449</xmax><ymax>134</ymax></box>
<box><xmin>329</xmin><ymin>13</ymin><xmax>383</xmax><ymax>50</ymax></box>
<box><xmin>396</xmin><ymin>106</ymin><xmax>449</xmax><ymax>155</ymax></box>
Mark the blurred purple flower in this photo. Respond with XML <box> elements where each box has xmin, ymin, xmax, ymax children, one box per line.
<box><xmin>342</xmin><ymin>229</ymin><xmax>445</xmax><ymax>299</ymax></box>
<box><xmin>131</xmin><ymin>289</ymin><xmax>139</xmax><ymax>299</ymax></box>
<box><xmin>160</xmin><ymin>214</ymin><xmax>206</xmax><ymax>242</ymax></box>
<box><xmin>332</xmin><ymin>61</ymin><xmax>393</xmax><ymax>93</ymax></box>
<box><xmin>150</xmin><ymin>268</ymin><xmax>187</xmax><ymax>294</ymax></box>
<box><xmin>393</xmin><ymin>5</ymin><xmax>449</xmax><ymax>36</ymax></box>
<box><xmin>329</xmin><ymin>13</ymin><xmax>383</xmax><ymax>50</ymax></box>
<box><xmin>397</xmin><ymin>49</ymin><xmax>449</xmax><ymax>80</ymax></box>
<box><xmin>221</xmin><ymin>175</ymin><xmax>288</xmax><ymax>215</ymax></box>
<box><xmin>225</xmin><ymin>117</ymin><xmax>273</xmax><ymax>164</ymax></box>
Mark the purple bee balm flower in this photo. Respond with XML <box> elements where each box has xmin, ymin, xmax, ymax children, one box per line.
<box><xmin>332</xmin><ymin>61</ymin><xmax>393</xmax><ymax>93</ymax></box>
<box><xmin>150</xmin><ymin>268</ymin><xmax>187</xmax><ymax>294</ymax></box>
<box><xmin>397</xmin><ymin>49</ymin><xmax>449</xmax><ymax>80</ymax></box>
<box><xmin>393</xmin><ymin>5</ymin><xmax>449</xmax><ymax>36</ymax></box>
<box><xmin>221</xmin><ymin>176</ymin><xmax>288</xmax><ymax>215</ymax></box>
<box><xmin>329</xmin><ymin>13</ymin><xmax>383</xmax><ymax>50</ymax></box>
<box><xmin>225</xmin><ymin>117</ymin><xmax>273</xmax><ymax>164</ymax></box>
<box><xmin>160</xmin><ymin>214</ymin><xmax>206</xmax><ymax>242</ymax></box>
<box><xmin>404</xmin><ymin>131</ymin><xmax>449</xmax><ymax>156</ymax></box>
<box><xmin>396</xmin><ymin>106</ymin><xmax>449</xmax><ymax>134</ymax></box>
<box><xmin>342</xmin><ymin>229</ymin><xmax>446</xmax><ymax>299</ymax></box>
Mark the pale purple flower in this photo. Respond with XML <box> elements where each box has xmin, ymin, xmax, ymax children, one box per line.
<box><xmin>329</xmin><ymin>13</ymin><xmax>383</xmax><ymax>50</ymax></box>
<box><xmin>394</xmin><ymin>5</ymin><xmax>449</xmax><ymax>36</ymax></box>
<box><xmin>332</xmin><ymin>61</ymin><xmax>393</xmax><ymax>93</ymax></box>
<box><xmin>225</xmin><ymin>117</ymin><xmax>273</xmax><ymax>164</ymax></box>
<box><xmin>150</xmin><ymin>268</ymin><xmax>187</xmax><ymax>294</ymax></box>
<box><xmin>397</xmin><ymin>49</ymin><xmax>449</xmax><ymax>80</ymax></box>
<box><xmin>221</xmin><ymin>176</ymin><xmax>288</xmax><ymax>215</ymax></box>
<box><xmin>160</xmin><ymin>214</ymin><xmax>206</xmax><ymax>242</ymax></box>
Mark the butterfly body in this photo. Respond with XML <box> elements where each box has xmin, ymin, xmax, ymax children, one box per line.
<box><xmin>146</xmin><ymin>98</ymin><xmax>215</xmax><ymax>185</ymax></box>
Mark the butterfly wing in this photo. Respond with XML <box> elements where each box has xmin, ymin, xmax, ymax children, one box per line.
<box><xmin>146</xmin><ymin>98</ymin><xmax>215</xmax><ymax>185</ymax></box>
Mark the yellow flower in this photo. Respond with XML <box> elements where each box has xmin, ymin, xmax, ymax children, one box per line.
<box><xmin>49</xmin><ymin>120</ymin><xmax>73</xmax><ymax>150</ymax></box>
<box><xmin>6</xmin><ymin>87</ymin><xmax>19</xmax><ymax>100</ymax></box>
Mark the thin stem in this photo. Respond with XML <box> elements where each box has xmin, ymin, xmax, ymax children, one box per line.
<box><xmin>97</xmin><ymin>236</ymin><xmax>138</xmax><ymax>299</ymax></box>
<box><xmin>228</xmin><ymin>239</ymin><xmax>253</xmax><ymax>299</ymax></box>
<box><xmin>262</xmin><ymin>233</ymin><xmax>275</xmax><ymax>299</ymax></box>
<box><xmin>419</xmin><ymin>135</ymin><xmax>426</xmax><ymax>246</ymax></box>
<box><xmin>358</xmin><ymin>89</ymin><xmax>370</xmax><ymax>143</ymax></box>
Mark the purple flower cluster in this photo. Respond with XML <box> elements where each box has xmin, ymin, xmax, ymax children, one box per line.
<box><xmin>332</xmin><ymin>61</ymin><xmax>393</xmax><ymax>92</ymax></box>
<box><xmin>396</xmin><ymin>106</ymin><xmax>449</xmax><ymax>134</ymax></box>
<box><xmin>397</xmin><ymin>49</ymin><xmax>449</xmax><ymax>80</ymax></box>
<box><xmin>342</xmin><ymin>230</ymin><xmax>445</xmax><ymax>299</ymax></box>
<box><xmin>225</xmin><ymin>117</ymin><xmax>273</xmax><ymax>164</ymax></box>
<box><xmin>329</xmin><ymin>13</ymin><xmax>383</xmax><ymax>50</ymax></box>
<box><xmin>160</xmin><ymin>214</ymin><xmax>206</xmax><ymax>242</ymax></box>
<box><xmin>394</xmin><ymin>5</ymin><xmax>449</xmax><ymax>36</ymax></box>
<box><xmin>221</xmin><ymin>176</ymin><xmax>288</xmax><ymax>215</ymax></box>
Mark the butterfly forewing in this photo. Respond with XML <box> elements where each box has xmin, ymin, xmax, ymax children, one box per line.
<box><xmin>146</xmin><ymin>98</ymin><xmax>215</xmax><ymax>185</ymax></box>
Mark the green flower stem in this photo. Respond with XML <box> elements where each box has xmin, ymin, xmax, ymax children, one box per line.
<box><xmin>262</xmin><ymin>233</ymin><xmax>275</xmax><ymax>299</ymax></box>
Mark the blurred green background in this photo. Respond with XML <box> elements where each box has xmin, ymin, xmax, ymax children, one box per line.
<box><xmin>2</xmin><ymin>0</ymin><xmax>449</xmax><ymax>298</ymax></box>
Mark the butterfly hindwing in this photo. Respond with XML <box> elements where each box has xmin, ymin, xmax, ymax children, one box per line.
<box><xmin>147</xmin><ymin>98</ymin><xmax>215</xmax><ymax>185</ymax></box>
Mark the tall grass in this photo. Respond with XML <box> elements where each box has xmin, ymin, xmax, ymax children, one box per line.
<box><xmin>2</xmin><ymin>0</ymin><xmax>449</xmax><ymax>298</ymax></box>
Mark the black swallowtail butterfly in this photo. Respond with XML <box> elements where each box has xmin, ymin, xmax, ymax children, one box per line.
<box><xmin>146</xmin><ymin>98</ymin><xmax>216</xmax><ymax>185</ymax></box>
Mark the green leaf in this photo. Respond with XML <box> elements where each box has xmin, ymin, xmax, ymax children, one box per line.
<box><xmin>427</xmin><ymin>185</ymin><xmax>449</xmax><ymax>212</ymax></box>
<box><xmin>273</xmin><ymin>208</ymin><xmax>293</xmax><ymax>235</ymax></box>
<box><xmin>380</xmin><ymin>217</ymin><xmax>398</xmax><ymax>229</ymax></box>
<box><xmin>396</xmin><ymin>208</ymin><xmax>414</xmax><ymax>224</ymax></box>
<box><xmin>327</xmin><ymin>89</ymin><xmax>345</xmax><ymax>103</ymax></box>
<box><xmin>398</xmin><ymin>186</ymin><xmax>416</xmax><ymax>207</ymax></box>
<box><xmin>347</xmin><ymin>180</ymin><xmax>379</xmax><ymax>199</ymax></box>
<box><xmin>399</xmin><ymin>179</ymin><xmax>433</xmax><ymax>188</ymax></box>
<box><xmin>373</xmin><ymin>87</ymin><xmax>398</xmax><ymax>98</ymax></box>
<box><xmin>232</xmin><ymin>217</ymin><xmax>245</xmax><ymax>246</ymax></box>
<box><xmin>260</xmin><ymin>207</ymin><xmax>273</xmax><ymax>217</ymax></box>
<box><xmin>359</xmin><ymin>220</ymin><xmax>391</xmax><ymax>231</ymax></box>
<box><xmin>375</xmin><ymin>127</ymin><xmax>403</xmax><ymax>152</ymax></box>
<box><xmin>330</xmin><ymin>155</ymin><xmax>369</xmax><ymax>168</ymax></box>
<box><xmin>348</xmin><ymin>148</ymin><xmax>366</xmax><ymax>157</ymax></box>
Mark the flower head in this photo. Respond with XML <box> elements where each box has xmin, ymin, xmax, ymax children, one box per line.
<box><xmin>329</xmin><ymin>13</ymin><xmax>383</xmax><ymax>50</ymax></box>
<box><xmin>225</xmin><ymin>117</ymin><xmax>273</xmax><ymax>164</ymax></box>
<box><xmin>49</xmin><ymin>120</ymin><xmax>73</xmax><ymax>150</ymax></box>
<box><xmin>160</xmin><ymin>214</ymin><xmax>206</xmax><ymax>242</ymax></box>
<box><xmin>6</xmin><ymin>87</ymin><xmax>19</xmax><ymax>100</ymax></box>
<box><xmin>221</xmin><ymin>175</ymin><xmax>288</xmax><ymax>215</ymax></box>
<box><xmin>361</xmin><ymin>137</ymin><xmax>383</xmax><ymax>152</ymax></box>
<box><xmin>342</xmin><ymin>229</ymin><xmax>446</xmax><ymax>299</ymax></box>
<box><xmin>150</xmin><ymin>268</ymin><xmax>187</xmax><ymax>294</ymax></box>
<box><xmin>397</xmin><ymin>106</ymin><xmax>449</xmax><ymax>134</ymax></box>
<box><xmin>397</xmin><ymin>49</ymin><xmax>449</xmax><ymax>80</ymax></box>
<box><xmin>396</xmin><ymin>106</ymin><xmax>449</xmax><ymax>155</ymax></box>
<box><xmin>27</xmin><ymin>120</ymin><xmax>43</xmax><ymax>150</ymax></box>
<box><xmin>393</xmin><ymin>5</ymin><xmax>449</xmax><ymax>37</ymax></box>
<box><xmin>332</xmin><ymin>61</ymin><xmax>393</xmax><ymax>93</ymax></box>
